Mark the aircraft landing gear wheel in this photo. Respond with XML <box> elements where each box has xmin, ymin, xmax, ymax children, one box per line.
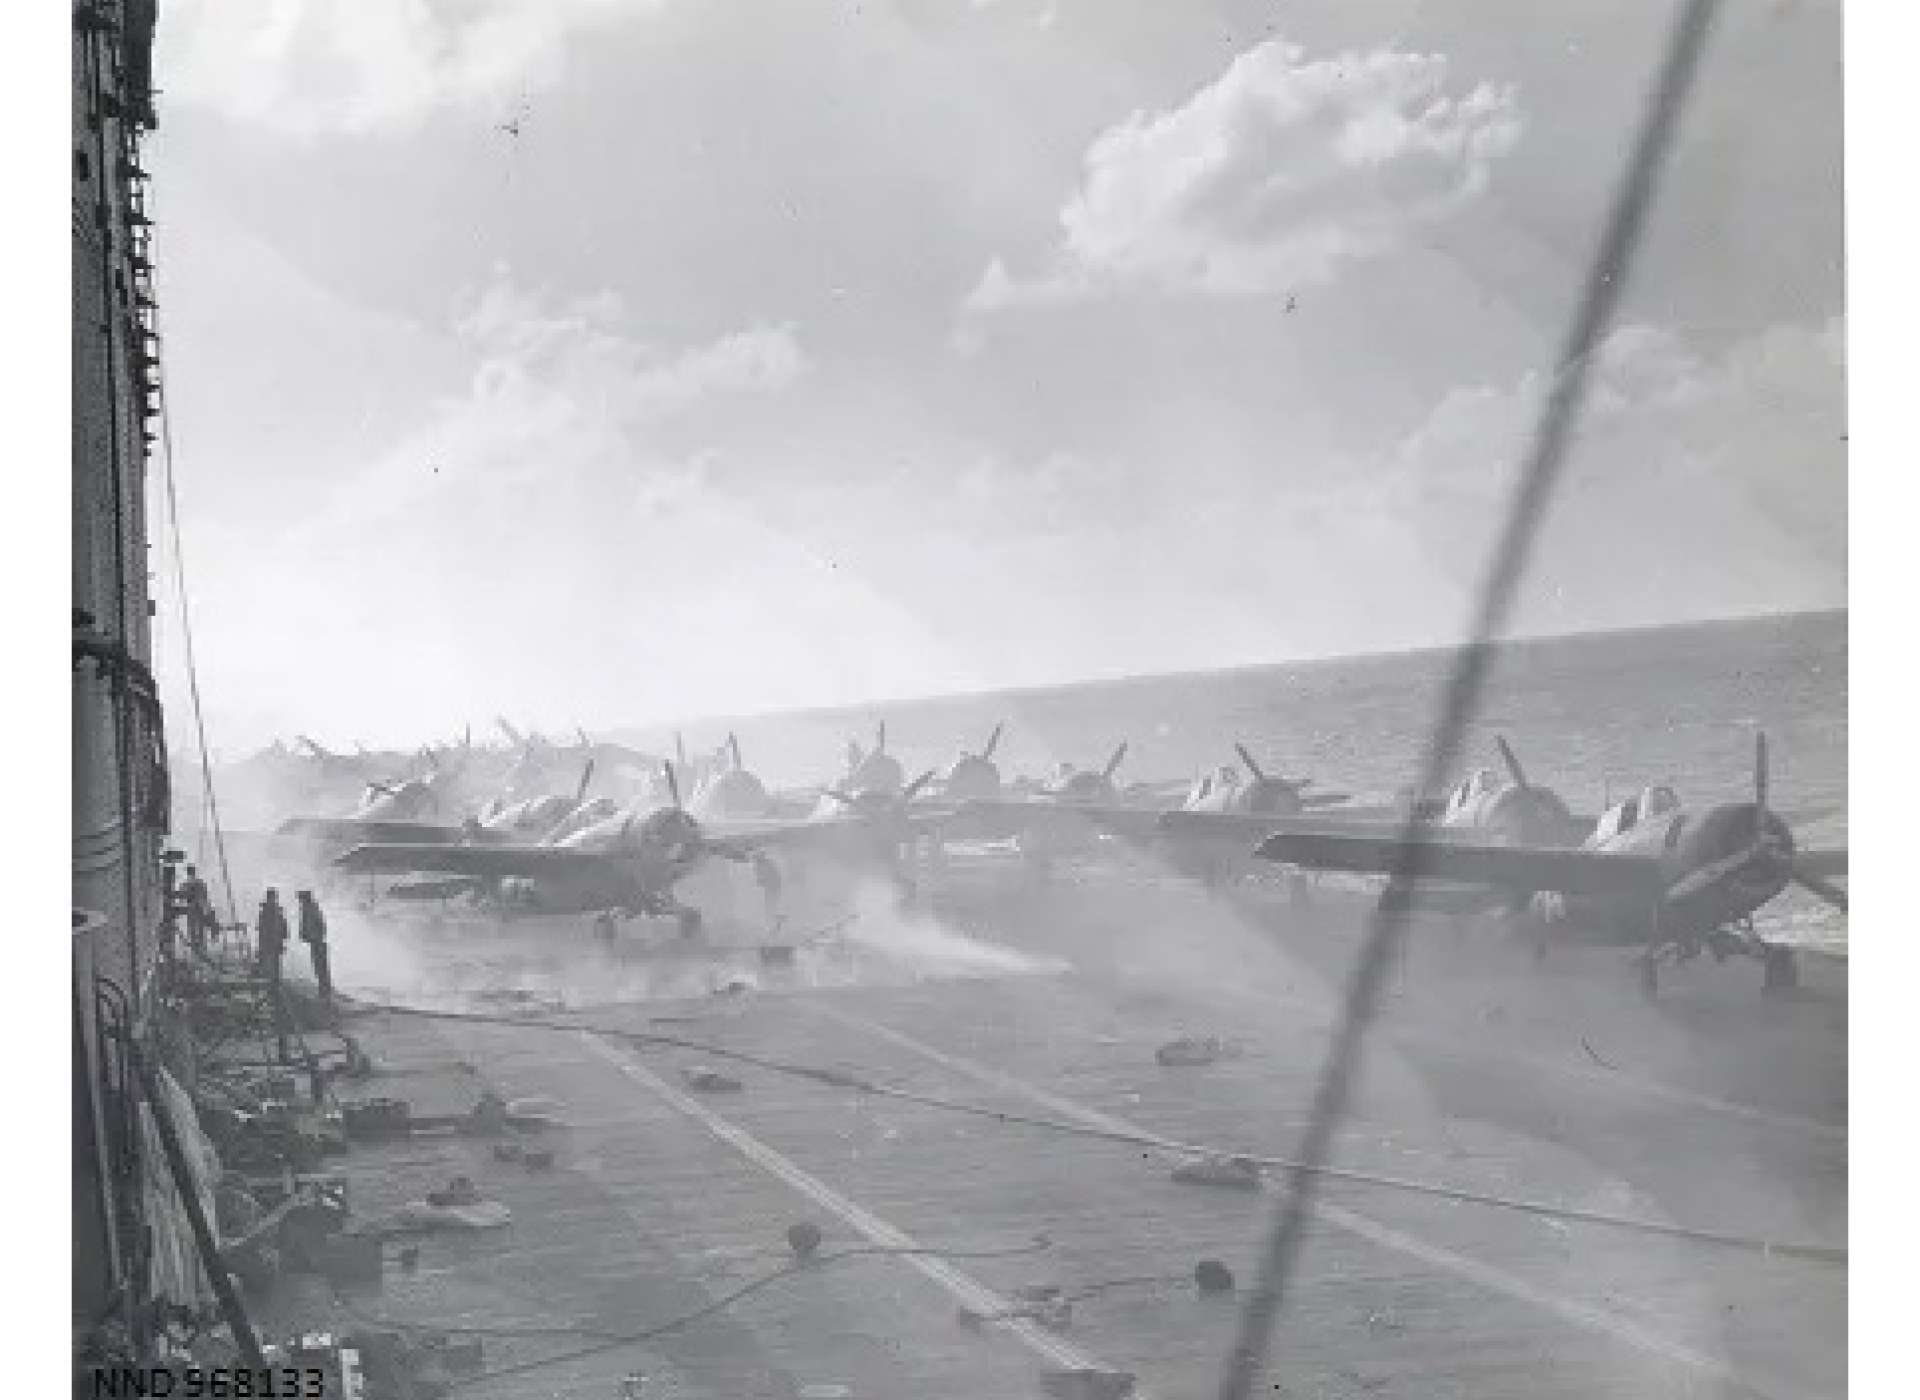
<box><xmin>1762</xmin><ymin>945</ymin><xmax>1799</xmax><ymax>995</ymax></box>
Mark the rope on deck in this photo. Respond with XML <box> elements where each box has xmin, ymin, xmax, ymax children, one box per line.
<box><xmin>341</xmin><ymin>1235</ymin><xmax>1054</xmax><ymax>1391</ymax></box>
<box><xmin>346</xmin><ymin>997</ymin><xmax>1845</xmax><ymax>1267</ymax></box>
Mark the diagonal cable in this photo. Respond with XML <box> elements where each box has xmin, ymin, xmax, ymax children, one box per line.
<box><xmin>1213</xmin><ymin>3</ymin><xmax>1724</xmax><ymax>1396</ymax></box>
<box><xmin>144</xmin><ymin>199</ymin><xmax>242</xmax><ymax>928</ymax></box>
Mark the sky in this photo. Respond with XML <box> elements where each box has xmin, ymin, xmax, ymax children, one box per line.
<box><xmin>143</xmin><ymin>0</ymin><xmax>1846</xmax><ymax>753</ymax></box>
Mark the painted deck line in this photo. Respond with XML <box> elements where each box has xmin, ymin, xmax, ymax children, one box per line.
<box><xmin>1203</xmin><ymin>979</ymin><xmax>1845</xmax><ymax>1142</ymax></box>
<box><xmin>808</xmin><ymin>1000</ymin><xmax>1821</xmax><ymax>1400</ymax></box>
<box><xmin>575</xmin><ymin>1028</ymin><xmax>1149</xmax><ymax>1393</ymax></box>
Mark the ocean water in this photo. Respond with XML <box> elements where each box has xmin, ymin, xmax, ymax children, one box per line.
<box><xmin>619</xmin><ymin>610</ymin><xmax>1848</xmax><ymax>947</ymax></box>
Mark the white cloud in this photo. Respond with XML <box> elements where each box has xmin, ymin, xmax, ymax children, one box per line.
<box><xmin>157</xmin><ymin>269</ymin><xmax>946</xmax><ymax>746</ymax></box>
<box><xmin>312</xmin><ymin>271</ymin><xmax>805</xmax><ymax>533</ymax></box>
<box><xmin>157</xmin><ymin>0</ymin><xmax>650</xmax><ymax>136</ymax></box>
<box><xmin>966</xmin><ymin>38</ymin><xmax>1520</xmax><ymax>311</ymax></box>
<box><xmin>778</xmin><ymin>318</ymin><xmax>1845</xmax><ymax>683</ymax></box>
<box><xmin>1374</xmin><ymin>318</ymin><xmax>1846</xmax><ymax>629</ymax></box>
<box><xmin>457</xmin><ymin>277</ymin><xmax>804</xmax><ymax>429</ymax></box>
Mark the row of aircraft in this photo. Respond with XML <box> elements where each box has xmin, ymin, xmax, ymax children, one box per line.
<box><xmin>277</xmin><ymin>719</ymin><xmax>1846</xmax><ymax>997</ymax></box>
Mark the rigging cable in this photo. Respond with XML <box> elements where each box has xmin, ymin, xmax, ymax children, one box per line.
<box><xmin>145</xmin><ymin>195</ymin><xmax>242</xmax><ymax>929</ymax></box>
<box><xmin>1212</xmin><ymin>3</ymin><xmax>1725</xmax><ymax>1397</ymax></box>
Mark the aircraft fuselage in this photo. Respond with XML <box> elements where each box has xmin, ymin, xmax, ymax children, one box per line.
<box><xmin>1524</xmin><ymin>796</ymin><xmax>1795</xmax><ymax>949</ymax></box>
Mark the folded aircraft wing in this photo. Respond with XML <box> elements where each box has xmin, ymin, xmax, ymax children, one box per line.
<box><xmin>699</xmin><ymin>817</ymin><xmax>860</xmax><ymax>853</ymax></box>
<box><xmin>704</xmin><ymin>806</ymin><xmax>966</xmax><ymax>853</ymax></box>
<box><xmin>1254</xmin><ymin>830</ymin><xmax>1665</xmax><ymax>900</ymax></box>
<box><xmin>1154</xmin><ymin>811</ymin><xmax>1404</xmax><ymax>843</ymax></box>
<box><xmin>335</xmin><ymin>842</ymin><xmax>611</xmax><ymax>880</ymax></box>
<box><xmin>279</xmin><ymin>817</ymin><xmax>468</xmax><ymax>845</ymax></box>
<box><xmin>950</xmin><ymin>798</ymin><xmax>1166</xmax><ymax>842</ymax></box>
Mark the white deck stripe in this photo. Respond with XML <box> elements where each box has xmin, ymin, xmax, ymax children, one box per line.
<box><xmin>809</xmin><ymin>1001</ymin><xmax>1820</xmax><ymax>1400</ymax></box>
<box><xmin>1212</xmin><ymin>982</ymin><xmax>1844</xmax><ymax>1141</ymax></box>
<box><xmin>575</xmin><ymin>1029</ymin><xmax>1145</xmax><ymax>1392</ymax></box>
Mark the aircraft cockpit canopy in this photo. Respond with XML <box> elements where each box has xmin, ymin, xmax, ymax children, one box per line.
<box><xmin>1641</xmin><ymin>784</ymin><xmax>1680</xmax><ymax>818</ymax></box>
<box><xmin>1446</xmin><ymin>767</ymin><xmax>1500</xmax><ymax>816</ymax></box>
<box><xmin>1593</xmin><ymin>784</ymin><xmax>1681</xmax><ymax>843</ymax></box>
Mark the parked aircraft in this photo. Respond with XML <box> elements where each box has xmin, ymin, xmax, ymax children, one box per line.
<box><xmin>1254</xmin><ymin>734</ymin><xmax>1847</xmax><ymax>994</ymax></box>
<box><xmin>336</xmin><ymin>763</ymin><xmax>950</xmax><ymax>930</ymax></box>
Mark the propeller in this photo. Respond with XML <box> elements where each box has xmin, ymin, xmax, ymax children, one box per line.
<box><xmin>663</xmin><ymin>762</ymin><xmax>684</xmax><ymax>810</ymax></box>
<box><xmin>574</xmin><ymin>760</ymin><xmax>596</xmax><ymax>803</ymax></box>
<box><xmin>845</xmin><ymin>739</ymin><xmax>864</xmax><ymax>774</ymax></box>
<box><xmin>1101</xmin><ymin>742</ymin><xmax>1129</xmax><ymax>781</ymax></box>
<box><xmin>496</xmin><ymin>717</ymin><xmax>525</xmax><ymax>748</ymax></box>
<box><xmin>1740</xmin><ymin>734</ymin><xmax>1850</xmax><ymax>913</ymax></box>
<box><xmin>876</xmin><ymin>721</ymin><xmax>888</xmax><ymax>754</ymax></box>
<box><xmin>901</xmin><ymin>769</ymin><xmax>937</xmax><ymax>804</ymax></box>
<box><xmin>1234</xmin><ymin>743</ymin><xmax>1267</xmax><ymax>784</ymax></box>
<box><xmin>1496</xmin><ymin>735</ymin><xmax>1530</xmax><ymax>791</ymax></box>
<box><xmin>729</xmin><ymin>732</ymin><xmax>744</xmax><ymax>772</ymax></box>
<box><xmin>675</xmin><ymin>732</ymin><xmax>689</xmax><ymax>769</ymax></box>
<box><xmin>983</xmin><ymin>722</ymin><xmax>1004</xmax><ymax>761</ymax></box>
<box><xmin>1664</xmin><ymin>731</ymin><xmax>1824</xmax><ymax>910</ymax></box>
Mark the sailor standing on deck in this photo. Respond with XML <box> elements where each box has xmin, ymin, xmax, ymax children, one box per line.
<box><xmin>180</xmin><ymin>864</ymin><xmax>215</xmax><ymax>951</ymax></box>
<box><xmin>296</xmin><ymin>890</ymin><xmax>333</xmax><ymax>1007</ymax></box>
<box><xmin>256</xmin><ymin>889</ymin><xmax>289</xmax><ymax>987</ymax></box>
<box><xmin>257</xmin><ymin>889</ymin><xmax>291</xmax><ymax>1062</ymax></box>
